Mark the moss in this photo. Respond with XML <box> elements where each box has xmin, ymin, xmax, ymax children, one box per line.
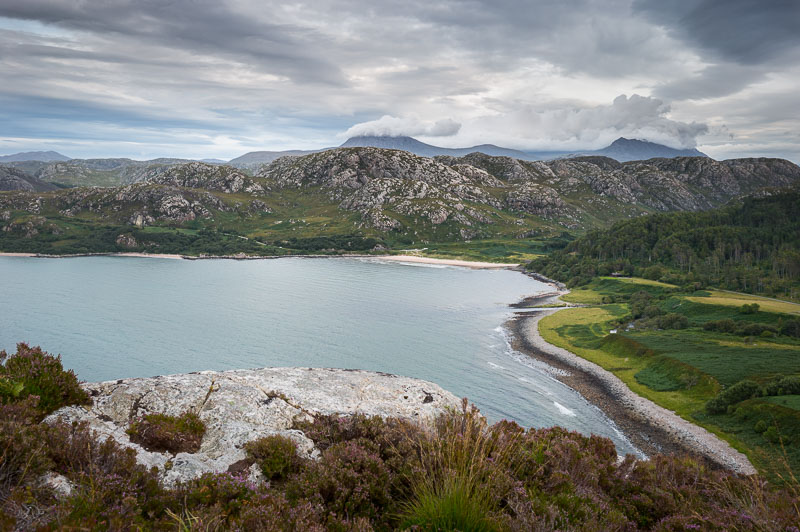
<box><xmin>127</xmin><ymin>411</ymin><xmax>206</xmax><ymax>454</ymax></box>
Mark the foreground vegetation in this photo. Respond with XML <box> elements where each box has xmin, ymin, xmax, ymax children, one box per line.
<box><xmin>2</xmin><ymin>344</ymin><xmax>799</xmax><ymax>530</ymax></box>
<box><xmin>537</xmin><ymin>277</ymin><xmax>800</xmax><ymax>480</ymax></box>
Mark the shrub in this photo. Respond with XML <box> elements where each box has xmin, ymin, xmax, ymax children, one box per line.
<box><xmin>0</xmin><ymin>343</ymin><xmax>89</xmax><ymax>416</ymax></box>
<box><xmin>764</xmin><ymin>426</ymin><xmax>782</xmax><ymax>444</ymax></box>
<box><xmin>739</xmin><ymin>303</ymin><xmax>760</xmax><ymax>314</ymax></box>
<box><xmin>0</xmin><ymin>398</ymin><xmax>53</xmax><ymax>492</ymax></box>
<box><xmin>244</xmin><ymin>435</ymin><xmax>302</xmax><ymax>481</ymax></box>
<box><xmin>764</xmin><ymin>376</ymin><xmax>800</xmax><ymax>397</ymax></box>
<box><xmin>782</xmin><ymin>319</ymin><xmax>800</xmax><ymax>338</ymax></box>
<box><xmin>706</xmin><ymin>380</ymin><xmax>762</xmax><ymax>414</ymax></box>
<box><xmin>656</xmin><ymin>313</ymin><xmax>689</xmax><ymax>330</ymax></box>
<box><xmin>704</xmin><ymin>318</ymin><xmax>737</xmax><ymax>333</ymax></box>
<box><xmin>642</xmin><ymin>265</ymin><xmax>665</xmax><ymax>280</ymax></box>
<box><xmin>127</xmin><ymin>411</ymin><xmax>206</xmax><ymax>454</ymax></box>
<box><xmin>288</xmin><ymin>439</ymin><xmax>394</xmax><ymax>527</ymax></box>
<box><xmin>754</xmin><ymin>420</ymin><xmax>768</xmax><ymax>433</ymax></box>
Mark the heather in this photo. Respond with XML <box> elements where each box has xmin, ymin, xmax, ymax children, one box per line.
<box><xmin>0</xmin><ymin>343</ymin><xmax>89</xmax><ymax>417</ymax></box>
<box><xmin>2</xmin><ymin>348</ymin><xmax>800</xmax><ymax>530</ymax></box>
<box><xmin>127</xmin><ymin>411</ymin><xmax>206</xmax><ymax>454</ymax></box>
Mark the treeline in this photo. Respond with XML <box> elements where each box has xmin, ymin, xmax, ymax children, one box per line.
<box><xmin>529</xmin><ymin>189</ymin><xmax>800</xmax><ymax>299</ymax></box>
<box><xmin>0</xmin><ymin>225</ymin><xmax>385</xmax><ymax>256</ymax></box>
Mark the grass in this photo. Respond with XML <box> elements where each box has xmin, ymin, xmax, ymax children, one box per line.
<box><xmin>625</xmin><ymin>329</ymin><xmax>800</xmax><ymax>386</ymax></box>
<box><xmin>560</xmin><ymin>277</ymin><xmax>677</xmax><ymax>305</ymax></box>
<box><xmin>539</xmin><ymin>278</ymin><xmax>800</xmax><ymax>479</ymax></box>
<box><xmin>538</xmin><ymin>308</ymin><xmax>711</xmax><ymax>418</ymax></box>
<box><xmin>763</xmin><ymin>395</ymin><xmax>800</xmax><ymax>411</ymax></box>
<box><xmin>686</xmin><ymin>290</ymin><xmax>800</xmax><ymax>316</ymax></box>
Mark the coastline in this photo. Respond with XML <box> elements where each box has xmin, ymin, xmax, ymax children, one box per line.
<box><xmin>370</xmin><ymin>254</ymin><xmax>518</xmax><ymax>269</ymax></box>
<box><xmin>0</xmin><ymin>251</ymin><xmax>518</xmax><ymax>270</ymax></box>
<box><xmin>507</xmin><ymin>299</ymin><xmax>756</xmax><ymax>475</ymax></box>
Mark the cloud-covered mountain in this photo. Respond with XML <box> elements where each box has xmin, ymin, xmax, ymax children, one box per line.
<box><xmin>334</xmin><ymin>135</ymin><xmax>707</xmax><ymax>162</ymax></box>
<box><xmin>579</xmin><ymin>137</ymin><xmax>707</xmax><ymax>161</ymax></box>
<box><xmin>0</xmin><ymin>151</ymin><xmax>71</xmax><ymax>163</ymax></box>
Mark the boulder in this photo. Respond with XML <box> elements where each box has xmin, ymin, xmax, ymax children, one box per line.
<box><xmin>46</xmin><ymin>367</ymin><xmax>460</xmax><ymax>486</ymax></box>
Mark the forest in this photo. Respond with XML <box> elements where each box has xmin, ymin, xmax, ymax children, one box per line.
<box><xmin>529</xmin><ymin>189</ymin><xmax>800</xmax><ymax>300</ymax></box>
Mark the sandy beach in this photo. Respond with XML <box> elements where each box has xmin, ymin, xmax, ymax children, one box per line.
<box><xmin>373</xmin><ymin>254</ymin><xmax>518</xmax><ymax>269</ymax></box>
<box><xmin>111</xmin><ymin>252</ymin><xmax>184</xmax><ymax>260</ymax></box>
<box><xmin>509</xmin><ymin>300</ymin><xmax>756</xmax><ymax>474</ymax></box>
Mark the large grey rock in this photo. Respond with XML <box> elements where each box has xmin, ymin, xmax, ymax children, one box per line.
<box><xmin>46</xmin><ymin>368</ymin><xmax>460</xmax><ymax>486</ymax></box>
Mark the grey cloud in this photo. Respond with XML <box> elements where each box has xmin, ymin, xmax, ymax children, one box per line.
<box><xmin>0</xmin><ymin>0</ymin><xmax>797</xmax><ymax>160</ymax></box>
<box><xmin>344</xmin><ymin>116</ymin><xmax>461</xmax><ymax>138</ymax></box>
<box><xmin>0</xmin><ymin>1</ymin><xmax>346</xmax><ymax>85</ymax></box>
<box><xmin>653</xmin><ymin>63</ymin><xmax>769</xmax><ymax>101</ymax></box>
<box><xmin>454</xmin><ymin>95</ymin><xmax>709</xmax><ymax>150</ymax></box>
<box><xmin>633</xmin><ymin>0</ymin><xmax>800</xmax><ymax>65</ymax></box>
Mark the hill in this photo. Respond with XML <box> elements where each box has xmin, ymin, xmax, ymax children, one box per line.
<box><xmin>1</xmin><ymin>147</ymin><xmax>798</xmax><ymax>257</ymax></box>
<box><xmin>0</xmin><ymin>166</ymin><xmax>58</xmax><ymax>192</ymax></box>
<box><xmin>0</xmin><ymin>150</ymin><xmax>71</xmax><ymax>163</ymax></box>
<box><xmin>227</xmin><ymin>149</ymin><xmax>320</xmax><ymax>171</ymax></box>
<box><xmin>582</xmin><ymin>137</ymin><xmax>707</xmax><ymax>161</ymax></box>
<box><xmin>528</xmin><ymin>188</ymin><xmax>800</xmax><ymax>299</ymax></box>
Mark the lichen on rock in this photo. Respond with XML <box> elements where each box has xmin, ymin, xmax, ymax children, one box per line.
<box><xmin>45</xmin><ymin>367</ymin><xmax>460</xmax><ymax>486</ymax></box>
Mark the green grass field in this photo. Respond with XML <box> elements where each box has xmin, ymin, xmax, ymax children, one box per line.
<box><xmin>686</xmin><ymin>290</ymin><xmax>800</xmax><ymax>316</ymax></box>
<box><xmin>540</xmin><ymin>277</ymin><xmax>800</xmax><ymax>479</ymax></box>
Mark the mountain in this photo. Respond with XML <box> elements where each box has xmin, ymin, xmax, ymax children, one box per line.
<box><xmin>340</xmin><ymin>135</ymin><xmax>533</xmax><ymax>159</ymax></box>
<box><xmin>0</xmin><ymin>166</ymin><xmax>58</xmax><ymax>192</ymax></box>
<box><xmin>590</xmin><ymin>137</ymin><xmax>707</xmax><ymax>161</ymax></box>
<box><xmin>0</xmin><ymin>151</ymin><xmax>71</xmax><ymax>162</ymax></box>
<box><xmin>2</xmin><ymin>147</ymin><xmax>798</xmax><ymax>255</ymax></box>
<box><xmin>227</xmin><ymin>150</ymin><xmax>321</xmax><ymax>170</ymax></box>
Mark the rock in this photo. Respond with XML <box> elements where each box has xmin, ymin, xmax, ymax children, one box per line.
<box><xmin>145</xmin><ymin>162</ymin><xmax>267</xmax><ymax>195</ymax></box>
<box><xmin>46</xmin><ymin>368</ymin><xmax>460</xmax><ymax>486</ymax></box>
<box><xmin>115</xmin><ymin>233</ymin><xmax>138</xmax><ymax>248</ymax></box>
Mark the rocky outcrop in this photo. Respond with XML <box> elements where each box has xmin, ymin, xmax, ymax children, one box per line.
<box><xmin>46</xmin><ymin>368</ymin><xmax>460</xmax><ymax>486</ymax></box>
<box><xmin>52</xmin><ymin>183</ymin><xmax>231</xmax><ymax>225</ymax></box>
<box><xmin>145</xmin><ymin>162</ymin><xmax>267</xmax><ymax>195</ymax></box>
<box><xmin>0</xmin><ymin>166</ymin><xmax>57</xmax><ymax>192</ymax></box>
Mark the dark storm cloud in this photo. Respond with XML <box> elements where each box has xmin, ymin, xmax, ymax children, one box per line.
<box><xmin>0</xmin><ymin>1</ymin><xmax>345</xmax><ymax>85</ymax></box>
<box><xmin>633</xmin><ymin>0</ymin><xmax>800</xmax><ymax>65</ymax></box>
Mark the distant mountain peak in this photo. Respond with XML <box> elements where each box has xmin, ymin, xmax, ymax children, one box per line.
<box><xmin>595</xmin><ymin>137</ymin><xmax>707</xmax><ymax>161</ymax></box>
<box><xmin>0</xmin><ymin>150</ymin><xmax>71</xmax><ymax>163</ymax></box>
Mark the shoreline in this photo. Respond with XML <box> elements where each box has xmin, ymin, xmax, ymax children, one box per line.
<box><xmin>507</xmin><ymin>300</ymin><xmax>756</xmax><ymax>475</ymax></box>
<box><xmin>0</xmin><ymin>251</ymin><xmax>518</xmax><ymax>270</ymax></box>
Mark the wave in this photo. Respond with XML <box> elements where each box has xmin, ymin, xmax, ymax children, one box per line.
<box><xmin>553</xmin><ymin>401</ymin><xmax>577</xmax><ymax>417</ymax></box>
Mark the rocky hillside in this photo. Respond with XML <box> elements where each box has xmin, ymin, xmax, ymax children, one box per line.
<box><xmin>1</xmin><ymin>147</ymin><xmax>799</xmax><ymax>255</ymax></box>
<box><xmin>0</xmin><ymin>166</ymin><xmax>58</xmax><ymax>192</ymax></box>
<box><xmin>255</xmin><ymin>147</ymin><xmax>800</xmax><ymax>233</ymax></box>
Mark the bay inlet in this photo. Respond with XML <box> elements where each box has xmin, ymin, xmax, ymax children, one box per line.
<box><xmin>0</xmin><ymin>255</ymin><xmax>640</xmax><ymax>456</ymax></box>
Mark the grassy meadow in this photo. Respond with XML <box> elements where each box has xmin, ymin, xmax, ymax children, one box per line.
<box><xmin>539</xmin><ymin>277</ymin><xmax>800</xmax><ymax>480</ymax></box>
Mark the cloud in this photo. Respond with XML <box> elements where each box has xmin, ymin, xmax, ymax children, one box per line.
<box><xmin>633</xmin><ymin>0</ymin><xmax>800</xmax><ymax>65</ymax></box>
<box><xmin>0</xmin><ymin>1</ymin><xmax>796</xmax><ymax>160</ymax></box>
<box><xmin>437</xmin><ymin>95</ymin><xmax>709</xmax><ymax>151</ymax></box>
<box><xmin>343</xmin><ymin>116</ymin><xmax>461</xmax><ymax>138</ymax></box>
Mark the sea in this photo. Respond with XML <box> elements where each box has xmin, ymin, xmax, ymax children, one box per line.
<box><xmin>0</xmin><ymin>255</ymin><xmax>640</xmax><ymax>456</ymax></box>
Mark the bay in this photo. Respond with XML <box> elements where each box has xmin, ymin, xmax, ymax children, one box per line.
<box><xmin>0</xmin><ymin>256</ymin><xmax>639</xmax><ymax>456</ymax></box>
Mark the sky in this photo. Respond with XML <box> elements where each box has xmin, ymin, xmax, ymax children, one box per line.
<box><xmin>0</xmin><ymin>0</ymin><xmax>798</xmax><ymax>161</ymax></box>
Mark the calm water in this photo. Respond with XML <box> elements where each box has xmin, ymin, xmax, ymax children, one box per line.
<box><xmin>0</xmin><ymin>256</ymin><xmax>639</xmax><ymax>456</ymax></box>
